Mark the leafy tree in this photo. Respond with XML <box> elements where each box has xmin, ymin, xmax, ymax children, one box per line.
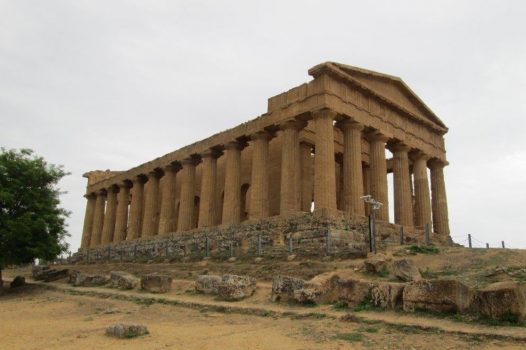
<box><xmin>0</xmin><ymin>148</ymin><xmax>70</xmax><ymax>288</ymax></box>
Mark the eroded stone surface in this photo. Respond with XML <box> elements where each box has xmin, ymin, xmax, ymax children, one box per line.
<box><xmin>371</xmin><ymin>282</ymin><xmax>405</xmax><ymax>309</ymax></box>
<box><xmin>403</xmin><ymin>279</ymin><xmax>474</xmax><ymax>313</ymax></box>
<box><xmin>110</xmin><ymin>271</ymin><xmax>138</xmax><ymax>290</ymax></box>
<box><xmin>195</xmin><ymin>275</ymin><xmax>222</xmax><ymax>295</ymax></box>
<box><xmin>217</xmin><ymin>274</ymin><xmax>257</xmax><ymax>301</ymax></box>
<box><xmin>141</xmin><ymin>274</ymin><xmax>172</xmax><ymax>293</ymax></box>
<box><xmin>105</xmin><ymin>324</ymin><xmax>148</xmax><ymax>339</ymax></box>
<box><xmin>271</xmin><ymin>275</ymin><xmax>305</xmax><ymax>302</ymax></box>
<box><xmin>476</xmin><ymin>281</ymin><xmax>526</xmax><ymax>321</ymax></box>
<box><xmin>73</xmin><ymin>273</ymin><xmax>110</xmax><ymax>287</ymax></box>
<box><xmin>392</xmin><ymin>258</ymin><xmax>422</xmax><ymax>282</ymax></box>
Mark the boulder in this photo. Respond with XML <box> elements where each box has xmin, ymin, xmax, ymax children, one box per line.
<box><xmin>392</xmin><ymin>258</ymin><xmax>422</xmax><ymax>282</ymax></box>
<box><xmin>105</xmin><ymin>324</ymin><xmax>149</xmax><ymax>338</ymax></box>
<box><xmin>195</xmin><ymin>275</ymin><xmax>222</xmax><ymax>295</ymax></box>
<box><xmin>68</xmin><ymin>270</ymin><xmax>80</xmax><ymax>284</ymax></box>
<box><xmin>10</xmin><ymin>276</ymin><xmax>26</xmax><ymax>288</ymax></box>
<box><xmin>140</xmin><ymin>274</ymin><xmax>172</xmax><ymax>293</ymax></box>
<box><xmin>335</xmin><ymin>278</ymin><xmax>374</xmax><ymax>305</ymax></box>
<box><xmin>403</xmin><ymin>279</ymin><xmax>474</xmax><ymax>313</ymax></box>
<box><xmin>370</xmin><ymin>282</ymin><xmax>405</xmax><ymax>309</ymax></box>
<box><xmin>73</xmin><ymin>273</ymin><xmax>110</xmax><ymax>287</ymax></box>
<box><xmin>217</xmin><ymin>274</ymin><xmax>257</xmax><ymax>301</ymax></box>
<box><xmin>32</xmin><ymin>265</ymin><xmax>50</xmax><ymax>278</ymax></box>
<box><xmin>293</xmin><ymin>288</ymin><xmax>321</xmax><ymax>304</ymax></box>
<box><xmin>33</xmin><ymin>268</ymin><xmax>69</xmax><ymax>282</ymax></box>
<box><xmin>476</xmin><ymin>281</ymin><xmax>526</xmax><ymax>321</ymax></box>
<box><xmin>303</xmin><ymin>272</ymin><xmax>373</xmax><ymax>305</ymax></box>
<box><xmin>271</xmin><ymin>275</ymin><xmax>305</xmax><ymax>302</ymax></box>
<box><xmin>304</xmin><ymin>272</ymin><xmax>341</xmax><ymax>304</ymax></box>
<box><xmin>363</xmin><ymin>254</ymin><xmax>388</xmax><ymax>275</ymax></box>
<box><xmin>110</xmin><ymin>271</ymin><xmax>139</xmax><ymax>290</ymax></box>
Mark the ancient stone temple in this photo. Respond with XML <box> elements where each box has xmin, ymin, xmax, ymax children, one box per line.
<box><xmin>79</xmin><ymin>62</ymin><xmax>450</xmax><ymax>260</ymax></box>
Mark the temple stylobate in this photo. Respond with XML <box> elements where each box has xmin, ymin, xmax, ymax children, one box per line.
<box><xmin>80</xmin><ymin>62</ymin><xmax>450</xmax><ymax>252</ymax></box>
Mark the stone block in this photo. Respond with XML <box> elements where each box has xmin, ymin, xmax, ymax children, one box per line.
<box><xmin>110</xmin><ymin>271</ymin><xmax>139</xmax><ymax>290</ymax></box>
<box><xmin>476</xmin><ymin>281</ymin><xmax>526</xmax><ymax>321</ymax></box>
<box><xmin>363</xmin><ymin>254</ymin><xmax>388</xmax><ymax>274</ymax></box>
<box><xmin>370</xmin><ymin>282</ymin><xmax>405</xmax><ymax>309</ymax></box>
<box><xmin>403</xmin><ymin>279</ymin><xmax>474</xmax><ymax>313</ymax></box>
<box><xmin>392</xmin><ymin>258</ymin><xmax>422</xmax><ymax>282</ymax></box>
<box><xmin>73</xmin><ymin>272</ymin><xmax>110</xmax><ymax>287</ymax></box>
<box><xmin>271</xmin><ymin>275</ymin><xmax>305</xmax><ymax>302</ymax></box>
<box><xmin>195</xmin><ymin>275</ymin><xmax>222</xmax><ymax>294</ymax></box>
<box><xmin>140</xmin><ymin>274</ymin><xmax>172</xmax><ymax>293</ymax></box>
<box><xmin>217</xmin><ymin>274</ymin><xmax>257</xmax><ymax>301</ymax></box>
<box><xmin>105</xmin><ymin>324</ymin><xmax>149</xmax><ymax>338</ymax></box>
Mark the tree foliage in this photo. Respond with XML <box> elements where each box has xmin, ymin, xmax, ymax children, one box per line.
<box><xmin>0</xmin><ymin>148</ymin><xmax>70</xmax><ymax>269</ymax></box>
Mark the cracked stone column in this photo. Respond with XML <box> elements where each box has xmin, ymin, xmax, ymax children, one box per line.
<box><xmin>158</xmin><ymin>163</ymin><xmax>179</xmax><ymax>234</ymax></box>
<box><xmin>249</xmin><ymin>131</ymin><xmax>272</xmax><ymax>220</ymax></box>
<box><xmin>313</xmin><ymin>109</ymin><xmax>337</xmax><ymax>213</ymax></box>
<box><xmin>280</xmin><ymin>120</ymin><xmax>305</xmax><ymax>216</ymax></box>
<box><xmin>367</xmin><ymin>132</ymin><xmax>389</xmax><ymax>221</ymax></box>
<box><xmin>429</xmin><ymin>159</ymin><xmax>450</xmax><ymax>235</ymax></box>
<box><xmin>142</xmin><ymin>170</ymin><xmax>162</xmax><ymax>237</ymax></box>
<box><xmin>127</xmin><ymin>175</ymin><xmax>146</xmax><ymax>240</ymax></box>
<box><xmin>300</xmin><ymin>142</ymin><xmax>313</xmax><ymax>212</ymax></box>
<box><xmin>80</xmin><ymin>193</ymin><xmax>96</xmax><ymax>250</ymax></box>
<box><xmin>413</xmin><ymin>152</ymin><xmax>432</xmax><ymax>228</ymax></box>
<box><xmin>391</xmin><ymin>143</ymin><xmax>414</xmax><ymax>227</ymax></box>
<box><xmin>113</xmin><ymin>181</ymin><xmax>131</xmax><ymax>243</ymax></box>
<box><xmin>178</xmin><ymin>158</ymin><xmax>197</xmax><ymax>231</ymax></box>
<box><xmin>338</xmin><ymin>119</ymin><xmax>365</xmax><ymax>217</ymax></box>
<box><xmin>222</xmin><ymin>141</ymin><xmax>243</xmax><ymax>225</ymax></box>
<box><xmin>101</xmin><ymin>186</ymin><xmax>118</xmax><ymax>244</ymax></box>
<box><xmin>199</xmin><ymin>150</ymin><xmax>219</xmax><ymax>228</ymax></box>
<box><xmin>90</xmin><ymin>189</ymin><xmax>106</xmax><ymax>247</ymax></box>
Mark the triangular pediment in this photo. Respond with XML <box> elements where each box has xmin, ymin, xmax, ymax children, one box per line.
<box><xmin>309</xmin><ymin>62</ymin><xmax>447</xmax><ymax>129</ymax></box>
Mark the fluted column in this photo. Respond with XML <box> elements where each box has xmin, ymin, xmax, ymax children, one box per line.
<box><xmin>339</xmin><ymin>119</ymin><xmax>365</xmax><ymax>216</ymax></box>
<box><xmin>158</xmin><ymin>163</ymin><xmax>179</xmax><ymax>234</ymax></box>
<box><xmin>101</xmin><ymin>186</ymin><xmax>117</xmax><ymax>244</ymax></box>
<box><xmin>313</xmin><ymin>109</ymin><xmax>337</xmax><ymax>212</ymax></box>
<box><xmin>113</xmin><ymin>181</ymin><xmax>131</xmax><ymax>243</ymax></box>
<box><xmin>280</xmin><ymin>120</ymin><xmax>305</xmax><ymax>216</ymax></box>
<box><xmin>391</xmin><ymin>143</ymin><xmax>414</xmax><ymax>227</ymax></box>
<box><xmin>178</xmin><ymin>158</ymin><xmax>197</xmax><ymax>231</ymax></box>
<box><xmin>429</xmin><ymin>159</ymin><xmax>450</xmax><ymax>235</ymax></box>
<box><xmin>80</xmin><ymin>193</ymin><xmax>96</xmax><ymax>250</ymax></box>
<box><xmin>90</xmin><ymin>190</ymin><xmax>106</xmax><ymax>247</ymax></box>
<box><xmin>199</xmin><ymin>150</ymin><xmax>219</xmax><ymax>228</ymax></box>
<box><xmin>222</xmin><ymin>141</ymin><xmax>243</xmax><ymax>225</ymax></box>
<box><xmin>300</xmin><ymin>142</ymin><xmax>313</xmax><ymax>212</ymax></box>
<box><xmin>127</xmin><ymin>175</ymin><xmax>146</xmax><ymax>240</ymax></box>
<box><xmin>367</xmin><ymin>132</ymin><xmax>389</xmax><ymax>221</ymax></box>
<box><xmin>413</xmin><ymin>152</ymin><xmax>432</xmax><ymax>228</ymax></box>
<box><xmin>249</xmin><ymin>131</ymin><xmax>272</xmax><ymax>220</ymax></box>
<box><xmin>141</xmin><ymin>170</ymin><xmax>162</xmax><ymax>237</ymax></box>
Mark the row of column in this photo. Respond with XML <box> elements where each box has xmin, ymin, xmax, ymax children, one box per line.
<box><xmin>81</xmin><ymin>109</ymin><xmax>450</xmax><ymax>249</ymax></box>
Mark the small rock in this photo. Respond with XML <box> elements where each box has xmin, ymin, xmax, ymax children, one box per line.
<box><xmin>73</xmin><ymin>273</ymin><xmax>110</xmax><ymax>287</ymax></box>
<box><xmin>195</xmin><ymin>275</ymin><xmax>222</xmax><ymax>294</ymax></box>
<box><xmin>105</xmin><ymin>324</ymin><xmax>149</xmax><ymax>338</ymax></box>
<box><xmin>110</xmin><ymin>271</ymin><xmax>139</xmax><ymax>290</ymax></box>
<box><xmin>10</xmin><ymin>276</ymin><xmax>26</xmax><ymax>288</ymax></box>
<box><xmin>364</xmin><ymin>254</ymin><xmax>388</xmax><ymax>274</ymax></box>
<box><xmin>140</xmin><ymin>274</ymin><xmax>172</xmax><ymax>293</ymax></box>
<box><xmin>217</xmin><ymin>274</ymin><xmax>257</xmax><ymax>301</ymax></box>
<box><xmin>271</xmin><ymin>275</ymin><xmax>305</xmax><ymax>302</ymax></box>
<box><xmin>392</xmin><ymin>258</ymin><xmax>422</xmax><ymax>282</ymax></box>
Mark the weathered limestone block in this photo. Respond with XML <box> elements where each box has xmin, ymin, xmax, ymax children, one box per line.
<box><xmin>304</xmin><ymin>272</ymin><xmax>341</xmax><ymax>304</ymax></box>
<box><xmin>392</xmin><ymin>258</ymin><xmax>422</xmax><ymax>282</ymax></box>
<box><xmin>364</xmin><ymin>254</ymin><xmax>388</xmax><ymax>274</ymax></box>
<box><xmin>110</xmin><ymin>271</ymin><xmax>139</xmax><ymax>290</ymax></box>
<box><xmin>217</xmin><ymin>274</ymin><xmax>257</xmax><ymax>301</ymax></box>
<box><xmin>271</xmin><ymin>275</ymin><xmax>306</xmax><ymax>302</ymax></box>
<box><xmin>370</xmin><ymin>282</ymin><xmax>405</xmax><ymax>309</ymax></box>
<box><xmin>140</xmin><ymin>274</ymin><xmax>172</xmax><ymax>293</ymax></box>
<box><xmin>195</xmin><ymin>275</ymin><xmax>222</xmax><ymax>294</ymax></box>
<box><xmin>336</xmin><ymin>278</ymin><xmax>375</xmax><ymax>305</ymax></box>
<box><xmin>105</xmin><ymin>324</ymin><xmax>149</xmax><ymax>338</ymax></box>
<box><xmin>476</xmin><ymin>281</ymin><xmax>526</xmax><ymax>321</ymax></box>
<box><xmin>32</xmin><ymin>265</ymin><xmax>49</xmax><ymax>279</ymax></box>
<box><xmin>33</xmin><ymin>268</ymin><xmax>69</xmax><ymax>282</ymax></box>
<box><xmin>293</xmin><ymin>288</ymin><xmax>321</xmax><ymax>304</ymax></box>
<box><xmin>10</xmin><ymin>276</ymin><xmax>26</xmax><ymax>288</ymax></box>
<box><xmin>73</xmin><ymin>272</ymin><xmax>110</xmax><ymax>287</ymax></box>
<box><xmin>403</xmin><ymin>279</ymin><xmax>474</xmax><ymax>313</ymax></box>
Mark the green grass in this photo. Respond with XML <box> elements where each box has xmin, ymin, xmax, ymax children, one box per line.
<box><xmin>353</xmin><ymin>297</ymin><xmax>375</xmax><ymax>312</ymax></box>
<box><xmin>377</xmin><ymin>266</ymin><xmax>389</xmax><ymax>277</ymax></box>
<box><xmin>335</xmin><ymin>332</ymin><xmax>364</xmax><ymax>342</ymax></box>
<box><xmin>408</xmin><ymin>245</ymin><xmax>440</xmax><ymax>255</ymax></box>
<box><xmin>332</xmin><ymin>301</ymin><xmax>349</xmax><ymax>310</ymax></box>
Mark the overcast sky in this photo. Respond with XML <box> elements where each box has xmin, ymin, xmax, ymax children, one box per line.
<box><xmin>1</xmin><ymin>0</ymin><xmax>525</xmax><ymax>251</ymax></box>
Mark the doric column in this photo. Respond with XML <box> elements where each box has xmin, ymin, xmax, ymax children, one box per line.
<box><xmin>429</xmin><ymin>159</ymin><xmax>450</xmax><ymax>235</ymax></box>
<box><xmin>300</xmin><ymin>142</ymin><xmax>313</xmax><ymax>212</ymax></box>
<box><xmin>80</xmin><ymin>193</ymin><xmax>96</xmax><ymax>250</ymax></box>
<box><xmin>338</xmin><ymin>119</ymin><xmax>365</xmax><ymax>216</ymax></box>
<box><xmin>198</xmin><ymin>150</ymin><xmax>219</xmax><ymax>228</ymax></box>
<box><xmin>280</xmin><ymin>120</ymin><xmax>305</xmax><ymax>216</ymax></box>
<box><xmin>113</xmin><ymin>181</ymin><xmax>131</xmax><ymax>243</ymax></box>
<box><xmin>222</xmin><ymin>141</ymin><xmax>243</xmax><ymax>225</ymax></box>
<box><xmin>90</xmin><ymin>189</ymin><xmax>106</xmax><ymax>247</ymax></box>
<box><xmin>413</xmin><ymin>152</ymin><xmax>432</xmax><ymax>228</ymax></box>
<box><xmin>390</xmin><ymin>143</ymin><xmax>414</xmax><ymax>227</ymax></box>
<box><xmin>249</xmin><ymin>131</ymin><xmax>272</xmax><ymax>220</ymax></box>
<box><xmin>101</xmin><ymin>186</ymin><xmax>118</xmax><ymax>244</ymax></box>
<box><xmin>141</xmin><ymin>170</ymin><xmax>162</xmax><ymax>237</ymax></box>
<box><xmin>313</xmin><ymin>109</ymin><xmax>337</xmax><ymax>212</ymax></box>
<box><xmin>178</xmin><ymin>158</ymin><xmax>197</xmax><ymax>231</ymax></box>
<box><xmin>158</xmin><ymin>163</ymin><xmax>179</xmax><ymax>234</ymax></box>
<box><xmin>127</xmin><ymin>175</ymin><xmax>146</xmax><ymax>240</ymax></box>
<box><xmin>367</xmin><ymin>132</ymin><xmax>389</xmax><ymax>221</ymax></box>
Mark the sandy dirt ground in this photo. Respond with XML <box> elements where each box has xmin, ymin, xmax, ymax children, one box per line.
<box><xmin>0</xmin><ymin>284</ymin><xmax>524</xmax><ymax>350</ymax></box>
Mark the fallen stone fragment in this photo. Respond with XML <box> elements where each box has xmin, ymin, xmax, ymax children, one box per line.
<box><xmin>370</xmin><ymin>282</ymin><xmax>405</xmax><ymax>309</ymax></box>
<box><xmin>68</xmin><ymin>270</ymin><xmax>80</xmax><ymax>284</ymax></box>
<box><xmin>141</xmin><ymin>274</ymin><xmax>172</xmax><ymax>293</ymax></box>
<box><xmin>33</xmin><ymin>268</ymin><xmax>69</xmax><ymax>282</ymax></box>
<box><xmin>271</xmin><ymin>275</ymin><xmax>305</xmax><ymax>302</ymax></box>
<box><xmin>195</xmin><ymin>275</ymin><xmax>222</xmax><ymax>294</ymax></box>
<box><xmin>476</xmin><ymin>281</ymin><xmax>526</xmax><ymax>321</ymax></box>
<box><xmin>392</xmin><ymin>258</ymin><xmax>422</xmax><ymax>282</ymax></box>
<box><xmin>10</xmin><ymin>276</ymin><xmax>26</xmax><ymax>288</ymax></box>
<box><xmin>293</xmin><ymin>288</ymin><xmax>321</xmax><ymax>304</ymax></box>
<box><xmin>363</xmin><ymin>254</ymin><xmax>388</xmax><ymax>275</ymax></box>
<box><xmin>217</xmin><ymin>274</ymin><xmax>257</xmax><ymax>301</ymax></box>
<box><xmin>110</xmin><ymin>271</ymin><xmax>139</xmax><ymax>290</ymax></box>
<box><xmin>403</xmin><ymin>279</ymin><xmax>474</xmax><ymax>313</ymax></box>
<box><xmin>105</xmin><ymin>324</ymin><xmax>149</xmax><ymax>338</ymax></box>
<box><xmin>73</xmin><ymin>273</ymin><xmax>110</xmax><ymax>287</ymax></box>
<box><xmin>32</xmin><ymin>265</ymin><xmax>50</xmax><ymax>278</ymax></box>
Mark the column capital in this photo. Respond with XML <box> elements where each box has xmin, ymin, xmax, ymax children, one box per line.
<box><xmin>163</xmin><ymin>162</ymin><xmax>182</xmax><ymax>173</ymax></box>
<box><xmin>365</xmin><ymin>131</ymin><xmax>389</xmax><ymax>143</ymax></box>
<box><xmin>411</xmin><ymin>150</ymin><xmax>430</xmax><ymax>162</ymax></box>
<box><xmin>97</xmin><ymin>188</ymin><xmax>107</xmax><ymax>196</ymax></box>
<box><xmin>84</xmin><ymin>192</ymin><xmax>96</xmax><ymax>199</ymax></box>
<box><xmin>107</xmin><ymin>184</ymin><xmax>119</xmax><ymax>193</ymax></box>
<box><xmin>147</xmin><ymin>168</ymin><xmax>163</xmax><ymax>179</ymax></box>
<box><xmin>312</xmin><ymin>108</ymin><xmax>337</xmax><ymax>120</ymax></box>
<box><xmin>428</xmin><ymin>158</ymin><xmax>449</xmax><ymax>169</ymax></box>
<box><xmin>201</xmin><ymin>148</ymin><xmax>222</xmax><ymax>159</ymax></box>
<box><xmin>118</xmin><ymin>180</ymin><xmax>133</xmax><ymax>189</ymax></box>
<box><xmin>279</xmin><ymin>119</ymin><xmax>307</xmax><ymax>131</ymax></box>
<box><xmin>132</xmin><ymin>174</ymin><xmax>148</xmax><ymax>185</ymax></box>
<box><xmin>335</xmin><ymin>118</ymin><xmax>364</xmax><ymax>132</ymax></box>
<box><xmin>250</xmin><ymin>130</ymin><xmax>274</xmax><ymax>141</ymax></box>
<box><xmin>225</xmin><ymin>140</ymin><xmax>247</xmax><ymax>151</ymax></box>
<box><xmin>181</xmin><ymin>157</ymin><xmax>200</xmax><ymax>167</ymax></box>
<box><xmin>388</xmin><ymin>141</ymin><xmax>411</xmax><ymax>153</ymax></box>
